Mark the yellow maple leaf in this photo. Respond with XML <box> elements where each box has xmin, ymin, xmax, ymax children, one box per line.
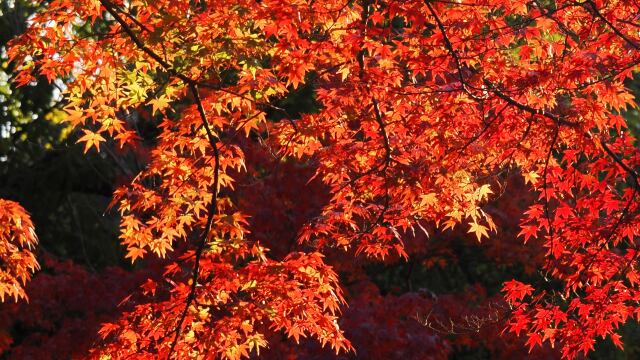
<box><xmin>148</xmin><ymin>96</ymin><xmax>170</xmax><ymax>115</ymax></box>
<box><xmin>468</xmin><ymin>221</ymin><xmax>489</xmax><ymax>242</ymax></box>
<box><xmin>419</xmin><ymin>193</ymin><xmax>438</xmax><ymax>207</ymax></box>
<box><xmin>476</xmin><ymin>184</ymin><xmax>493</xmax><ymax>202</ymax></box>
<box><xmin>523</xmin><ymin>171</ymin><xmax>540</xmax><ymax>186</ymax></box>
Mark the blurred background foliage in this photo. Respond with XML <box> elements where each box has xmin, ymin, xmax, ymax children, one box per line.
<box><xmin>1</xmin><ymin>0</ymin><xmax>124</xmax><ymax>269</ymax></box>
<box><xmin>1</xmin><ymin>1</ymin><xmax>640</xmax><ymax>358</ymax></box>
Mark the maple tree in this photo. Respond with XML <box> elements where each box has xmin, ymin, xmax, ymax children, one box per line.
<box><xmin>2</xmin><ymin>0</ymin><xmax>640</xmax><ymax>358</ymax></box>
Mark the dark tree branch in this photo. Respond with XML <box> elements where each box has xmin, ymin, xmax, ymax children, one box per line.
<box><xmin>600</xmin><ymin>141</ymin><xmax>640</xmax><ymax>191</ymax></box>
<box><xmin>425</xmin><ymin>0</ymin><xmax>485</xmax><ymax>101</ymax></box>
<box><xmin>483</xmin><ymin>80</ymin><xmax>580</xmax><ymax>129</ymax></box>
<box><xmin>355</xmin><ymin>0</ymin><xmax>392</xmax><ymax>239</ymax></box>
<box><xmin>100</xmin><ymin>2</ymin><xmax>221</xmax><ymax>358</ymax></box>
<box><xmin>543</xmin><ymin>127</ymin><xmax>559</xmax><ymax>261</ymax></box>
<box><xmin>100</xmin><ymin>0</ymin><xmax>193</xmax><ymax>84</ymax></box>
<box><xmin>101</xmin><ymin>0</ymin><xmax>296</xmax><ymax>132</ymax></box>
<box><xmin>167</xmin><ymin>84</ymin><xmax>220</xmax><ymax>358</ymax></box>
<box><xmin>581</xmin><ymin>0</ymin><xmax>640</xmax><ymax>50</ymax></box>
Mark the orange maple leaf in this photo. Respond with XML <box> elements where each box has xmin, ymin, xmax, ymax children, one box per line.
<box><xmin>78</xmin><ymin>130</ymin><xmax>106</xmax><ymax>153</ymax></box>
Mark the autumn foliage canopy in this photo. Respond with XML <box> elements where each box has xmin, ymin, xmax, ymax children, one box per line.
<box><xmin>3</xmin><ymin>0</ymin><xmax>640</xmax><ymax>358</ymax></box>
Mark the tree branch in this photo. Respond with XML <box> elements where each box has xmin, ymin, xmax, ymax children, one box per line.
<box><xmin>100</xmin><ymin>2</ymin><xmax>222</xmax><ymax>357</ymax></box>
<box><xmin>167</xmin><ymin>84</ymin><xmax>220</xmax><ymax>358</ymax></box>
<box><xmin>582</xmin><ymin>0</ymin><xmax>640</xmax><ymax>50</ymax></box>
<box><xmin>100</xmin><ymin>0</ymin><xmax>193</xmax><ymax>84</ymax></box>
<box><xmin>425</xmin><ymin>0</ymin><xmax>485</xmax><ymax>101</ymax></box>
